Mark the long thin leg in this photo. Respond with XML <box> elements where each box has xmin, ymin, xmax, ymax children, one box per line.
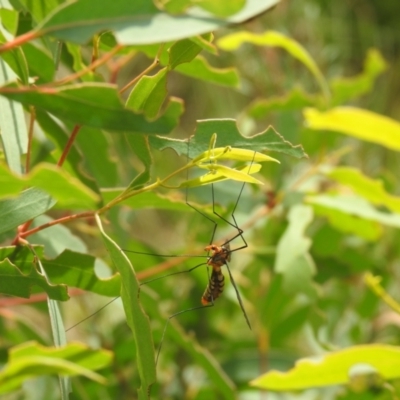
<box><xmin>140</xmin><ymin>261</ymin><xmax>208</xmax><ymax>286</ymax></box>
<box><xmin>65</xmin><ymin>296</ymin><xmax>121</xmax><ymax>332</ymax></box>
<box><xmin>155</xmin><ymin>301</ymin><xmax>214</xmax><ymax>366</ymax></box>
<box><xmin>225</xmin><ymin>260</ymin><xmax>251</xmax><ymax>330</ymax></box>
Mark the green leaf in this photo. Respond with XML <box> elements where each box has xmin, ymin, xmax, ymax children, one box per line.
<box><xmin>0</xmin><ymin>256</ymin><xmax>68</xmax><ymax>300</ymax></box>
<box><xmin>35</xmin><ymin>110</ymin><xmax>101</xmax><ymax>194</ymax></box>
<box><xmin>1</xmin><ymin>83</ymin><xmax>177</xmax><ymax>133</ymax></box>
<box><xmin>145</xmin><ymin>293</ymin><xmax>237</xmax><ymax>399</ymax></box>
<box><xmin>197</xmin><ymin>0</ymin><xmax>245</xmax><ymax>17</ymax></box>
<box><xmin>330</xmin><ymin>49</ymin><xmax>387</xmax><ymax>105</ymax></box>
<box><xmin>21</xmin><ymin>43</ymin><xmax>54</xmax><ymax>84</ymax></box>
<box><xmin>32</xmin><ymin>250</ymin><xmax>70</xmax><ymax>395</ymax></box>
<box><xmin>364</xmin><ymin>272</ymin><xmax>400</xmax><ymax>315</ymax></box>
<box><xmin>0</xmin><ymin>59</ymin><xmax>27</xmax><ymax>174</ymax></box>
<box><xmin>198</xmin><ymin>163</ymin><xmax>264</xmax><ymax>184</ymax></box>
<box><xmin>41</xmin><ymin>250</ymin><xmax>121</xmax><ymax>297</ymax></box>
<box><xmin>0</xmin><ymin>162</ymin><xmax>100</xmax><ymax>209</ymax></box>
<box><xmin>168</xmin><ymin>38</ymin><xmax>202</xmax><ymax>69</ymax></box>
<box><xmin>126</xmin><ymin>68</ymin><xmax>168</xmax><ymax>119</ymax></box>
<box><xmin>0</xmin><ymin>7</ymin><xmax>19</xmax><ymax>35</ymax></box>
<box><xmin>193</xmin><ymin>146</ymin><xmax>280</xmax><ymax>163</ymax></box>
<box><xmin>37</xmin><ymin>0</ymin><xmax>279</xmax><ymax>45</ymax></box>
<box><xmin>150</xmin><ymin>119</ymin><xmax>307</xmax><ymax>159</ymax></box>
<box><xmin>0</xmin><ymin>46</ymin><xmax>29</xmax><ymax>85</ymax></box>
<box><xmin>180</xmin><ymin>163</ymin><xmax>262</xmax><ymax>187</ymax></box>
<box><xmin>142</xmin><ymin>291</ymin><xmax>236</xmax><ymax>400</ymax></box>
<box><xmin>65</xmin><ymin>42</ymin><xmax>101</xmax><ymax>82</ymax></box>
<box><xmin>311</xmin><ymin>200</ymin><xmax>382</xmax><ymax>241</ymax></box>
<box><xmin>274</xmin><ymin>205</ymin><xmax>318</xmax><ymax>298</ymax></box>
<box><xmin>189</xmin><ymin>33</ymin><xmax>217</xmax><ymax>55</ymax></box>
<box><xmin>0</xmin><ymin>187</ymin><xmax>56</xmax><ymax>235</ymax></box>
<box><xmin>304</xmin><ymin>106</ymin><xmax>400</xmax><ymax>151</ymax></box>
<box><xmin>96</xmin><ymin>214</ymin><xmax>156</xmax><ymax>398</ymax></box>
<box><xmin>155</xmin><ymin>0</ymin><xmax>192</xmax><ymax>14</ymax></box>
<box><xmin>307</xmin><ymin>194</ymin><xmax>400</xmax><ymax>230</ymax></box>
<box><xmin>246</xmin><ymin>87</ymin><xmax>317</xmax><ymax>119</ymax></box>
<box><xmin>175</xmin><ymin>55</ymin><xmax>240</xmax><ymax>87</ymax></box>
<box><xmin>327</xmin><ymin>167</ymin><xmax>400</xmax><ymax>214</ymax></box>
<box><xmin>0</xmin><ymin>341</ymin><xmax>113</xmax><ymax>394</ymax></box>
<box><xmin>250</xmin><ymin>344</ymin><xmax>400</xmax><ymax>390</ymax></box>
<box><xmin>30</xmin><ymin>215</ymin><xmax>87</xmax><ymax>258</ymax></box>
<box><xmin>73</xmin><ymin>125</ymin><xmax>118</xmax><ymax>188</ymax></box>
<box><xmin>11</xmin><ymin>0</ymin><xmax>62</xmax><ymax>25</ymax></box>
<box><xmin>217</xmin><ymin>30</ymin><xmax>329</xmax><ymax>99</ymax></box>
<box><xmin>122</xmin><ymin>133</ymin><xmax>153</xmax><ymax>190</ymax></box>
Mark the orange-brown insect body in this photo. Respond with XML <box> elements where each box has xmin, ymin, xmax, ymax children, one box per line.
<box><xmin>201</xmin><ymin>244</ymin><xmax>231</xmax><ymax>305</ymax></box>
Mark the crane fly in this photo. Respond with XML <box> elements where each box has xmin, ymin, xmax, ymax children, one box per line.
<box><xmin>66</xmin><ymin>136</ymin><xmax>255</xmax><ymax>369</ymax></box>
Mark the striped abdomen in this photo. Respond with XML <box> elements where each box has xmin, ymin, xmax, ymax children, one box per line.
<box><xmin>201</xmin><ymin>266</ymin><xmax>225</xmax><ymax>305</ymax></box>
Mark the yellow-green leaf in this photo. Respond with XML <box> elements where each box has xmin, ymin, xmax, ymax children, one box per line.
<box><xmin>217</xmin><ymin>30</ymin><xmax>329</xmax><ymax>99</ymax></box>
<box><xmin>250</xmin><ymin>344</ymin><xmax>400</xmax><ymax>391</ymax></box>
<box><xmin>304</xmin><ymin>107</ymin><xmax>400</xmax><ymax>151</ymax></box>
<box><xmin>199</xmin><ymin>163</ymin><xmax>264</xmax><ymax>184</ymax></box>
<box><xmin>180</xmin><ymin>164</ymin><xmax>262</xmax><ymax>187</ymax></box>
<box><xmin>327</xmin><ymin>167</ymin><xmax>400</xmax><ymax>213</ymax></box>
<box><xmin>193</xmin><ymin>146</ymin><xmax>280</xmax><ymax>164</ymax></box>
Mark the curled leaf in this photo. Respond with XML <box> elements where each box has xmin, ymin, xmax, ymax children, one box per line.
<box><xmin>193</xmin><ymin>146</ymin><xmax>280</xmax><ymax>164</ymax></box>
<box><xmin>180</xmin><ymin>164</ymin><xmax>262</xmax><ymax>187</ymax></box>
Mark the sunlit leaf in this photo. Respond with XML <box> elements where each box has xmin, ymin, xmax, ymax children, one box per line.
<box><xmin>311</xmin><ymin>200</ymin><xmax>382</xmax><ymax>241</ymax></box>
<box><xmin>304</xmin><ymin>106</ymin><xmax>400</xmax><ymax>151</ymax></box>
<box><xmin>307</xmin><ymin>194</ymin><xmax>400</xmax><ymax>231</ymax></box>
<box><xmin>198</xmin><ymin>163</ymin><xmax>264</xmax><ymax>184</ymax></box>
<box><xmin>327</xmin><ymin>167</ymin><xmax>400</xmax><ymax>213</ymax></box>
<box><xmin>251</xmin><ymin>344</ymin><xmax>400</xmax><ymax>390</ymax></box>
<box><xmin>217</xmin><ymin>30</ymin><xmax>329</xmax><ymax>99</ymax></box>
<box><xmin>193</xmin><ymin>146</ymin><xmax>280</xmax><ymax>164</ymax></box>
<box><xmin>180</xmin><ymin>164</ymin><xmax>262</xmax><ymax>187</ymax></box>
<box><xmin>0</xmin><ymin>341</ymin><xmax>112</xmax><ymax>394</ymax></box>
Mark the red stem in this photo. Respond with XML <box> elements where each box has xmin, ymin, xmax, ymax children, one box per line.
<box><xmin>0</xmin><ymin>30</ymin><xmax>41</xmax><ymax>54</ymax></box>
<box><xmin>25</xmin><ymin>106</ymin><xmax>36</xmax><ymax>173</ymax></box>
<box><xmin>58</xmin><ymin>124</ymin><xmax>81</xmax><ymax>167</ymax></box>
<box><xmin>19</xmin><ymin>212</ymin><xmax>95</xmax><ymax>239</ymax></box>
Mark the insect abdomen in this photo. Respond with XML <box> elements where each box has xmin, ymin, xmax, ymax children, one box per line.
<box><xmin>201</xmin><ymin>267</ymin><xmax>224</xmax><ymax>305</ymax></box>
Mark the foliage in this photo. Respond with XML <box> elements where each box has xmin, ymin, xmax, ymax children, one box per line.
<box><xmin>0</xmin><ymin>0</ymin><xmax>399</xmax><ymax>399</ymax></box>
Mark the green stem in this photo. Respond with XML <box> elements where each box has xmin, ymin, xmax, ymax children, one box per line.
<box><xmin>97</xmin><ymin>161</ymin><xmax>194</xmax><ymax>214</ymax></box>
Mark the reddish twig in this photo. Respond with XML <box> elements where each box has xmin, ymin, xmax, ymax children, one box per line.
<box><xmin>0</xmin><ymin>30</ymin><xmax>41</xmax><ymax>54</ymax></box>
<box><xmin>19</xmin><ymin>211</ymin><xmax>95</xmax><ymax>239</ymax></box>
<box><xmin>25</xmin><ymin>106</ymin><xmax>36</xmax><ymax>173</ymax></box>
<box><xmin>57</xmin><ymin>124</ymin><xmax>81</xmax><ymax>167</ymax></box>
